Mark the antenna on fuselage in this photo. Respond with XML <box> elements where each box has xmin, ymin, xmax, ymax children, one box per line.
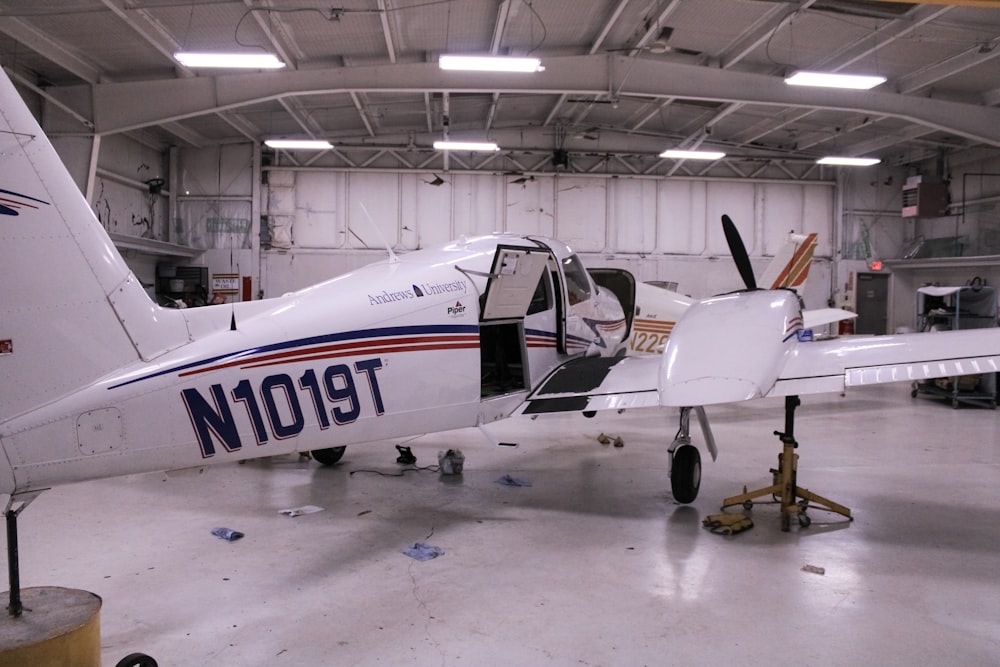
<box><xmin>230</xmin><ymin>245</ymin><xmax>238</xmax><ymax>330</ymax></box>
<box><xmin>358</xmin><ymin>202</ymin><xmax>399</xmax><ymax>264</ymax></box>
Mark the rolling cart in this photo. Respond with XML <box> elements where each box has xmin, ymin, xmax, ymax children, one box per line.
<box><xmin>911</xmin><ymin>284</ymin><xmax>997</xmax><ymax>409</ymax></box>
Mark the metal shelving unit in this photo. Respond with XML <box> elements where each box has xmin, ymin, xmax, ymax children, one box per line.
<box><xmin>912</xmin><ymin>285</ymin><xmax>997</xmax><ymax>409</ymax></box>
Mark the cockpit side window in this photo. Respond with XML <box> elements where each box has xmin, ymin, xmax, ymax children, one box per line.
<box><xmin>562</xmin><ymin>254</ymin><xmax>592</xmax><ymax>305</ymax></box>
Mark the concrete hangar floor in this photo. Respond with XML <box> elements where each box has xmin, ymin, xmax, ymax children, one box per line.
<box><xmin>13</xmin><ymin>383</ymin><xmax>1000</xmax><ymax>666</ymax></box>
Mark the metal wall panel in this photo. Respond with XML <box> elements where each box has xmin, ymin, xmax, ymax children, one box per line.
<box><xmin>556</xmin><ymin>177</ymin><xmax>607</xmax><ymax>253</ymax></box>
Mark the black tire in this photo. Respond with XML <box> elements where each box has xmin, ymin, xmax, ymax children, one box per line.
<box><xmin>670</xmin><ymin>445</ymin><xmax>701</xmax><ymax>504</ymax></box>
<box><xmin>311</xmin><ymin>446</ymin><xmax>347</xmax><ymax>466</ymax></box>
<box><xmin>116</xmin><ymin>654</ymin><xmax>158</xmax><ymax>667</ymax></box>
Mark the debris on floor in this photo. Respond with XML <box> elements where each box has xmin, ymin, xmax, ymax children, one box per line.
<box><xmin>402</xmin><ymin>542</ymin><xmax>445</xmax><ymax>561</ymax></box>
<box><xmin>597</xmin><ymin>433</ymin><xmax>625</xmax><ymax>448</ymax></box>
<box><xmin>801</xmin><ymin>564</ymin><xmax>826</xmax><ymax>575</ymax></box>
<box><xmin>702</xmin><ymin>513</ymin><xmax>753</xmax><ymax>535</ymax></box>
<box><xmin>211</xmin><ymin>527</ymin><xmax>244</xmax><ymax>541</ymax></box>
<box><xmin>437</xmin><ymin>449</ymin><xmax>465</xmax><ymax>474</ymax></box>
<box><xmin>278</xmin><ymin>505</ymin><xmax>324</xmax><ymax>517</ymax></box>
<box><xmin>496</xmin><ymin>474</ymin><xmax>532</xmax><ymax>487</ymax></box>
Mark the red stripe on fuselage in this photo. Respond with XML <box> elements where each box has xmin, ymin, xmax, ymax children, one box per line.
<box><xmin>178</xmin><ymin>334</ymin><xmax>479</xmax><ymax>378</ymax></box>
<box><xmin>242</xmin><ymin>340</ymin><xmax>479</xmax><ymax>369</ymax></box>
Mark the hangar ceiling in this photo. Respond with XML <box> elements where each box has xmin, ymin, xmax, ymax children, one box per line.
<box><xmin>1</xmin><ymin>0</ymin><xmax>999</xmax><ymax>179</ymax></box>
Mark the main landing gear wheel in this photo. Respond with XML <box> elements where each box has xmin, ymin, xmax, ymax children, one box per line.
<box><xmin>670</xmin><ymin>444</ymin><xmax>701</xmax><ymax>504</ymax></box>
<box><xmin>115</xmin><ymin>654</ymin><xmax>158</xmax><ymax>667</ymax></box>
<box><xmin>311</xmin><ymin>446</ymin><xmax>346</xmax><ymax>466</ymax></box>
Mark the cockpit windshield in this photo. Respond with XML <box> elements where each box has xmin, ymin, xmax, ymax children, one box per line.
<box><xmin>562</xmin><ymin>254</ymin><xmax>592</xmax><ymax>305</ymax></box>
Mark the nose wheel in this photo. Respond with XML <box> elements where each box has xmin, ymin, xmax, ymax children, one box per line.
<box><xmin>670</xmin><ymin>443</ymin><xmax>701</xmax><ymax>503</ymax></box>
<box><xmin>669</xmin><ymin>407</ymin><xmax>702</xmax><ymax>504</ymax></box>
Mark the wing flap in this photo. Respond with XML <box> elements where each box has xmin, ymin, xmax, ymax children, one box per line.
<box><xmin>770</xmin><ymin>329</ymin><xmax>1000</xmax><ymax>398</ymax></box>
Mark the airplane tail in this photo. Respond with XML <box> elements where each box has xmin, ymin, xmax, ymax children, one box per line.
<box><xmin>0</xmin><ymin>70</ymin><xmax>189</xmax><ymax>420</ymax></box>
<box><xmin>759</xmin><ymin>232</ymin><xmax>818</xmax><ymax>290</ymax></box>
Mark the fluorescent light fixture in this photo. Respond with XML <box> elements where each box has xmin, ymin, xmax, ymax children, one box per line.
<box><xmin>785</xmin><ymin>71</ymin><xmax>886</xmax><ymax>90</ymax></box>
<box><xmin>264</xmin><ymin>139</ymin><xmax>333</xmax><ymax>150</ymax></box>
<box><xmin>817</xmin><ymin>156</ymin><xmax>881</xmax><ymax>166</ymax></box>
<box><xmin>433</xmin><ymin>140</ymin><xmax>500</xmax><ymax>151</ymax></box>
<box><xmin>439</xmin><ymin>55</ymin><xmax>544</xmax><ymax>73</ymax></box>
<box><xmin>659</xmin><ymin>149</ymin><xmax>726</xmax><ymax>160</ymax></box>
<box><xmin>175</xmin><ymin>52</ymin><xmax>286</xmax><ymax>69</ymax></box>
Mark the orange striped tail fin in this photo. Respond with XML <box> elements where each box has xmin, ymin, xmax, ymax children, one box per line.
<box><xmin>761</xmin><ymin>232</ymin><xmax>818</xmax><ymax>290</ymax></box>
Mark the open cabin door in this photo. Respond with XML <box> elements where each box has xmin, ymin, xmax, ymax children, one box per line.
<box><xmin>588</xmin><ymin>268</ymin><xmax>636</xmax><ymax>339</ymax></box>
<box><xmin>479</xmin><ymin>247</ymin><xmax>550</xmax><ymax>405</ymax></box>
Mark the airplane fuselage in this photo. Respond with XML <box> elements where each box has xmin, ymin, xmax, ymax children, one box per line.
<box><xmin>0</xmin><ymin>234</ymin><xmax>628</xmax><ymax>495</ymax></box>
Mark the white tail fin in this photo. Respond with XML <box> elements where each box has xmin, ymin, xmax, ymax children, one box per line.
<box><xmin>759</xmin><ymin>232</ymin><xmax>818</xmax><ymax>290</ymax></box>
<box><xmin>0</xmin><ymin>71</ymin><xmax>188</xmax><ymax>419</ymax></box>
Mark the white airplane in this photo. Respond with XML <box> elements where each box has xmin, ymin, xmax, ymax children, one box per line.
<box><xmin>625</xmin><ymin>231</ymin><xmax>829</xmax><ymax>356</ymax></box>
<box><xmin>4</xmin><ymin>61</ymin><xmax>1000</xmax><ymax>554</ymax></box>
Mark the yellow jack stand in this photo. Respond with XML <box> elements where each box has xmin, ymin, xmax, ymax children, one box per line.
<box><xmin>721</xmin><ymin>396</ymin><xmax>852</xmax><ymax>531</ymax></box>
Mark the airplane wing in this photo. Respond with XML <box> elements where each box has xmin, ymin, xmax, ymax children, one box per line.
<box><xmin>769</xmin><ymin>328</ymin><xmax>1000</xmax><ymax>398</ymax></box>
<box><xmin>519</xmin><ymin>328</ymin><xmax>1000</xmax><ymax>416</ymax></box>
<box><xmin>519</xmin><ymin>355</ymin><xmax>661</xmax><ymax>415</ymax></box>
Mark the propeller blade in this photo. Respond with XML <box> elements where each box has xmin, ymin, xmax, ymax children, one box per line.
<box><xmin>722</xmin><ymin>214</ymin><xmax>757</xmax><ymax>290</ymax></box>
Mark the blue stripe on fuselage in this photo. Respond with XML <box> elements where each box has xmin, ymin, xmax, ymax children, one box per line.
<box><xmin>109</xmin><ymin>323</ymin><xmax>480</xmax><ymax>390</ymax></box>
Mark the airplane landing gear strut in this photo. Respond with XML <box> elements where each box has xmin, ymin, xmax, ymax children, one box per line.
<box><xmin>721</xmin><ymin>396</ymin><xmax>852</xmax><ymax>531</ymax></box>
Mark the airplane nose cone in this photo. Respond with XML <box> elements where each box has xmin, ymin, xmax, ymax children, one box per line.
<box><xmin>657</xmin><ymin>290</ymin><xmax>800</xmax><ymax>407</ymax></box>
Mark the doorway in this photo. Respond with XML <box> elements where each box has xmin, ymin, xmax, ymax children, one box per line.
<box><xmin>855</xmin><ymin>272</ymin><xmax>889</xmax><ymax>334</ymax></box>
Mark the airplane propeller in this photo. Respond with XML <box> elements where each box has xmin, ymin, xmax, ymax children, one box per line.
<box><xmin>721</xmin><ymin>214</ymin><xmax>757</xmax><ymax>291</ymax></box>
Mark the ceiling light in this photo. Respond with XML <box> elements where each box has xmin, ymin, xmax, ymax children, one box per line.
<box><xmin>175</xmin><ymin>52</ymin><xmax>286</xmax><ymax>69</ymax></box>
<box><xmin>433</xmin><ymin>140</ymin><xmax>500</xmax><ymax>151</ymax></box>
<box><xmin>785</xmin><ymin>71</ymin><xmax>886</xmax><ymax>90</ymax></box>
<box><xmin>659</xmin><ymin>149</ymin><xmax>726</xmax><ymax>160</ymax></box>
<box><xmin>817</xmin><ymin>156</ymin><xmax>881</xmax><ymax>166</ymax></box>
<box><xmin>439</xmin><ymin>55</ymin><xmax>544</xmax><ymax>73</ymax></box>
<box><xmin>264</xmin><ymin>139</ymin><xmax>333</xmax><ymax>150</ymax></box>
